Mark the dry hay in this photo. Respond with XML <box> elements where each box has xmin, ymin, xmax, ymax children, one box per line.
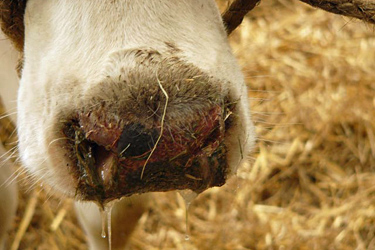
<box><xmin>2</xmin><ymin>0</ymin><xmax>375</xmax><ymax>249</ymax></box>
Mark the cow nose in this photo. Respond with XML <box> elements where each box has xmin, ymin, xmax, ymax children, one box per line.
<box><xmin>117</xmin><ymin>124</ymin><xmax>158</xmax><ymax>157</ymax></box>
<box><xmin>65</xmin><ymin>103</ymin><xmax>227</xmax><ymax>203</ymax></box>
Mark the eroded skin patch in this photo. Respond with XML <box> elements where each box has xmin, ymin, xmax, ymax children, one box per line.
<box><xmin>65</xmin><ymin>106</ymin><xmax>229</xmax><ymax>204</ymax></box>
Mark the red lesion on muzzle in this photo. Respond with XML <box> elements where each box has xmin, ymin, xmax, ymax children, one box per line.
<box><xmin>57</xmin><ymin>48</ymin><xmax>239</xmax><ymax>205</ymax></box>
<box><xmin>63</xmin><ymin>102</ymin><xmax>232</xmax><ymax>205</ymax></box>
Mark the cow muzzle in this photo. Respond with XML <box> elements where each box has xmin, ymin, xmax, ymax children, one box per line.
<box><xmin>57</xmin><ymin>50</ymin><xmax>238</xmax><ymax>205</ymax></box>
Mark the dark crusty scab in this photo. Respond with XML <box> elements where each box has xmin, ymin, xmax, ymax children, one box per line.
<box><xmin>0</xmin><ymin>0</ymin><xmax>27</xmax><ymax>52</ymax></box>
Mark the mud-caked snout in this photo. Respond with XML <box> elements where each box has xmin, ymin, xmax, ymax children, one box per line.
<box><xmin>58</xmin><ymin>49</ymin><xmax>250</xmax><ymax>204</ymax></box>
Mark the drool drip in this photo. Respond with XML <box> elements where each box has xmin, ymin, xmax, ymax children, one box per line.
<box><xmin>105</xmin><ymin>204</ymin><xmax>113</xmax><ymax>250</ymax></box>
<box><xmin>100</xmin><ymin>208</ymin><xmax>106</xmax><ymax>239</ymax></box>
<box><xmin>98</xmin><ymin>200</ymin><xmax>118</xmax><ymax>250</ymax></box>
<box><xmin>178</xmin><ymin>190</ymin><xmax>198</xmax><ymax>241</ymax></box>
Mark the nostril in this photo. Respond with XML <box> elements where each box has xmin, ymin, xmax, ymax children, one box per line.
<box><xmin>117</xmin><ymin>123</ymin><xmax>159</xmax><ymax>157</ymax></box>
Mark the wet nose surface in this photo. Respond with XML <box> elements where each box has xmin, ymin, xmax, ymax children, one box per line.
<box><xmin>117</xmin><ymin>124</ymin><xmax>158</xmax><ymax>157</ymax></box>
<box><xmin>63</xmin><ymin>104</ymin><xmax>230</xmax><ymax>205</ymax></box>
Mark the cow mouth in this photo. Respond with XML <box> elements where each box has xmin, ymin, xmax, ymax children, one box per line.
<box><xmin>62</xmin><ymin>104</ymin><xmax>234</xmax><ymax>206</ymax></box>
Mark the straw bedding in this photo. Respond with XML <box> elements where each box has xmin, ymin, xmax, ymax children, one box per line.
<box><xmin>2</xmin><ymin>0</ymin><xmax>375</xmax><ymax>249</ymax></box>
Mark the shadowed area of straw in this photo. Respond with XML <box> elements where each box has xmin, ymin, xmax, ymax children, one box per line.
<box><xmin>3</xmin><ymin>0</ymin><xmax>375</xmax><ymax>249</ymax></box>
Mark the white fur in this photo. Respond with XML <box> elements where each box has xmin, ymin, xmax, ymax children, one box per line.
<box><xmin>3</xmin><ymin>0</ymin><xmax>256</xmax><ymax>248</ymax></box>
